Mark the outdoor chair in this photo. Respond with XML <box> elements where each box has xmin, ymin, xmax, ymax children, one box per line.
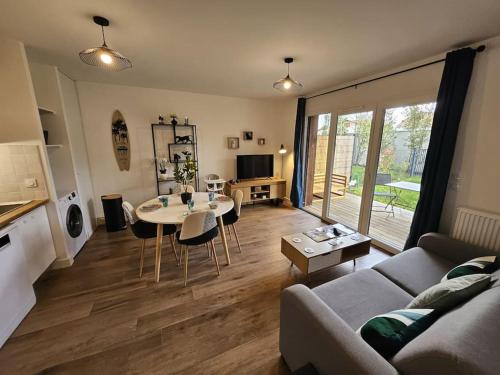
<box><xmin>371</xmin><ymin>173</ymin><xmax>396</xmax><ymax>216</ymax></box>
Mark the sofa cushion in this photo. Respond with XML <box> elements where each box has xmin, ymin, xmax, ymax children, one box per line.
<box><xmin>373</xmin><ymin>247</ymin><xmax>456</xmax><ymax>296</ymax></box>
<box><xmin>406</xmin><ymin>274</ymin><xmax>491</xmax><ymax>311</ymax></box>
<box><xmin>441</xmin><ymin>256</ymin><xmax>499</xmax><ymax>281</ymax></box>
<box><xmin>313</xmin><ymin>269</ymin><xmax>413</xmax><ymax>330</ymax></box>
<box><xmin>392</xmin><ymin>282</ymin><xmax>500</xmax><ymax>375</ymax></box>
<box><xmin>357</xmin><ymin>308</ymin><xmax>438</xmax><ymax>359</ymax></box>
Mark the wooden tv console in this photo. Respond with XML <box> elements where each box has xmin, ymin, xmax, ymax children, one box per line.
<box><xmin>224</xmin><ymin>178</ymin><xmax>286</xmax><ymax>205</ymax></box>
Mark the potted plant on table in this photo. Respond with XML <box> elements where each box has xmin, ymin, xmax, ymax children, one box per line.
<box><xmin>174</xmin><ymin>152</ymin><xmax>197</xmax><ymax>204</ymax></box>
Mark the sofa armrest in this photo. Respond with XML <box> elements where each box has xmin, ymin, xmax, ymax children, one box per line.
<box><xmin>417</xmin><ymin>232</ymin><xmax>497</xmax><ymax>264</ymax></box>
<box><xmin>280</xmin><ymin>284</ymin><xmax>398</xmax><ymax>375</ymax></box>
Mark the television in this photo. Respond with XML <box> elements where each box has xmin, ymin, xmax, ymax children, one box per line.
<box><xmin>237</xmin><ymin>154</ymin><xmax>274</xmax><ymax>180</ymax></box>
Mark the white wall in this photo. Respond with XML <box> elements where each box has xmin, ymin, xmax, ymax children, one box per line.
<box><xmin>76</xmin><ymin>81</ymin><xmax>294</xmax><ymax>217</ymax></box>
<box><xmin>440</xmin><ymin>36</ymin><xmax>500</xmax><ymax>232</ymax></box>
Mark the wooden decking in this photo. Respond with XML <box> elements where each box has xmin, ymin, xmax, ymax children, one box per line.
<box><xmin>304</xmin><ymin>193</ymin><xmax>414</xmax><ymax>250</ymax></box>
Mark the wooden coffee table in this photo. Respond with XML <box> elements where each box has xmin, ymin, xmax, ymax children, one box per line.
<box><xmin>281</xmin><ymin>230</ymin><xmax>371</xmax><ymax>275</ymax></box>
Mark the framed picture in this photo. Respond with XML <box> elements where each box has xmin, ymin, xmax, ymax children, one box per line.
<box><xmin>258</xmin><ymin>138</ymin><xmax>265</xmax><ymax>145</ymax></box>
<box><xmin>243</xmin><ymin>131</ymin><xmax>253</xmax><ymax>141</ymax></box>
<box><xmin>227</xmin><ymin>137</ymin><xmax>239</xmax><ymax>149</ymax></box>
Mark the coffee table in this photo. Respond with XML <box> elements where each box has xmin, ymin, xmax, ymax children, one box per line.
<box><xmin>281</xmin><ymin>229</ymin><xmax>371</xmax><ymax>275</ymax></box>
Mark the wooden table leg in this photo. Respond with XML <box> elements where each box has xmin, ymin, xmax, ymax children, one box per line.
<box><xmin>155</xmin><ymin>223</ymin><xmax>163</xmax><ymax>282</ymax></box>
<box><xmin>216</xmin><ymin>216</ymin><xmax>231</xmax><ymax>265</ymax></box>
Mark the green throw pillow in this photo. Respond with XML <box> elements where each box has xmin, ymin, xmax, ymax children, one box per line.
<box><xmin>407</xmin><ymin>274</ymin><xmax>491</xmax><ymax>311</ymax></box>
<box><xmin>442</xmin><ymin>256</ymin><xmax>499</xmax><ymax>281</ymax></box>
<box><xmin>357</xmin><ymin>309</ymin><xmax>438</xmax><ymax>359</ymax></box>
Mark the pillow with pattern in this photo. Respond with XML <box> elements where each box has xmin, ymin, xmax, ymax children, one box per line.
<box><xmin>357</xmin><ymin>309</ymin><xmax>438</xmax><ymax>359</ymax></box>
<box><xmin>442</xmin><ymin>256</ymin><xmax>499</xmax><ymax>282</ymax></box>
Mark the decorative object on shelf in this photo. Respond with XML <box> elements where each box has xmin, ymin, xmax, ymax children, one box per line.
<box><xmin>174</xmin><ymin>154</ymin><xmax>197</xmax><ymax>204</ymax></box>
<box><xmin>175</xmin><ymin>135</ymin><xmax>192</xmax><ymax>144</ymax></box>
<box><xmin>227</xmin><ymin>137</ymin><xmax>239</xmax><ymax>149</ymax></box>
<box><xmin>111</xmin><ymin>110</ymin><xmax>130</xmax><ymax>171</ymax></box>
<box><xmin>158</xmin><ymin>115</ymin><xmax>165</xmax><ymax>125</ymax></box>
<box><xmin>184</xmin><ymin>117</ymin><xmax>189</xmax><ymax>125</ymax></box>
<box><xmin>273</xmin><ymin>57</ymin><xmax>302</xmax><ymax>93</ymax></box>
<box><xmin>279</xmin><ymin>144</ymin><xmax>287</xmax><ymax>178</ymax></box>
<box><xmin>243</xmin><ymin>131</ymin><xmax>253</xmax><ymax>141</ymax></box>
<box><xmin>79</xmin><ymin>16</ymin><xmax>132</xmax><ymax>71</ymax></box>
<box><xmin>157</xmin><ymin>158</ymin><xmax>173</xmax><ymax>180</ymax></box>
<box><xmin>258</xmin><ymin>138</ymin><xmax>266</xmax><ymax>145</ymax></box>
<box><xmin>170</xmin><ymin>114</ymin><xmax>178</xmax><ymax>125</ymax></box>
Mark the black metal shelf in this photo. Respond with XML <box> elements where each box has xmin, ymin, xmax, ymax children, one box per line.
<box><xmin>151</xmin><ymin>123</ymin><xmax>199</xmax><ymax>195</ymax></box>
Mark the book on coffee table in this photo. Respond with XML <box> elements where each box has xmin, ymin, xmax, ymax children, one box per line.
<box><xmin>303</xmin><ymin>223</ymin><xmax>355</xmax><ymax>242</ymax></box>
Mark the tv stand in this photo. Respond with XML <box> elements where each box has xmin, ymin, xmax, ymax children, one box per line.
<box><xmin>224</xmin><ymin>177</ymin><xmax>286</xmax><ymax>205</ymax></box>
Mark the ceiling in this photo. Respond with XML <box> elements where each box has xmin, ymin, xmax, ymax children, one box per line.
<box><xmin>1</xmin><ymin>0</ymin><xmax>500</xmax><ymax>99</ymax></box>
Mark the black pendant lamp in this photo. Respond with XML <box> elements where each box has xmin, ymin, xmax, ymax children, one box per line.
<box><xmin>79</xmin><ymin>16</ymin><xmax>132</xmax><ymax>71</ymax></box>
<box><xmin>273</xmin><ymin>57</ymin><xmax>303</xmax><ymax>92</ymax></box>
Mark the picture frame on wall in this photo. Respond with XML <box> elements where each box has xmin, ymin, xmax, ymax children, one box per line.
<box><xmin>243</xmin><ymin>131</ymin><xmax>253</xmax><ymax>140</ymax></box>
<box><xmin>227</xmin><ymin>137</ymin><xmax>240</xmax><ymax>149</ymax></box>
<box><xmin>258</xmin><ymin>138</ymin><xmax>265</xmax><ymax>145</ymax></box>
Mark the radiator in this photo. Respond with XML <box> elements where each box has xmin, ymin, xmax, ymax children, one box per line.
<box><xmin>452</xmin><ymin>207</ymin><xmax>500</xmax><ymax>251</ymax></box>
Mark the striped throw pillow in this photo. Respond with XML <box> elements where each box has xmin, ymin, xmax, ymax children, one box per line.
<box><xmin>442</xmin><ymin>256</ymin><xmax>498</xmax><ymax>282</ymax></box>
<box><xmin>357</xmin><ymin>309</ymin><xmax>438</xmax><ymax>359</ymax></box>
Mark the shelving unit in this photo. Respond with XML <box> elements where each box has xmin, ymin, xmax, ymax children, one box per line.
<box><xmin>151</xmin><ymin>123</ymin><xmax>199</xmax><ymax>195</ymax></box>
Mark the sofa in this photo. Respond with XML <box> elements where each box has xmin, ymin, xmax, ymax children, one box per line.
<box><xmin>280</xmin><ymin>233</ymin><xmax>500</xmax><ymax>375</ymax></box>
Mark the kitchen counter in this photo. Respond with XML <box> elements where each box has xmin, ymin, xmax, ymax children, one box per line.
<box><xmin>0</xmin><ymin>199</ymin><xmax>49</xmax><ymax>229</ymax></box>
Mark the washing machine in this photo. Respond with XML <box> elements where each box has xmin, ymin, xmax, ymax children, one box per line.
<box><xmin>58</xmin><ymin>191</ymin><xmax>87</xmax><ymax>257</ymax></box>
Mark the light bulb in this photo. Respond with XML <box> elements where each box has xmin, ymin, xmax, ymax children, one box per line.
<box><xmin>283</xmin><ymin>80</ymin><xmax>292</xmax><ymax>90</ymax></box>
<box><xmin>100</xmin><ymin>52</ymin><xmax>113</xmax><ymax>64</ymax></box>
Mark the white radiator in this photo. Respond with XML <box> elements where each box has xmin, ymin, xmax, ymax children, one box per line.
<box><xmin>452</xmin><ymin>207</ymin><xmax>500</xmax><ymax>251</ymax></box>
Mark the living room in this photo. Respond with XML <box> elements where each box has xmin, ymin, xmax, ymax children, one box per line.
<box><xmin>0</xmin><ymin>1</ymin><xmax>500</xmax><ymax>374</ymax></box>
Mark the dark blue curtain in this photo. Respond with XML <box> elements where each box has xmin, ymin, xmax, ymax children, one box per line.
<box><xmin>405</xmin><ymin>47</ymin><xmax>477</xmax><ymax>248</ymax></box>
<box><xmin>290</xmin><ymin>97</ymin><xmax>307</xmax><ymax>208</ymax></box>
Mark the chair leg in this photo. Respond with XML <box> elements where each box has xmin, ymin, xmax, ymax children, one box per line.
<box><xmin>210</xmin><ymin>240</ymin><xmax>220</xmax><ymax>276</ymax></box>
<box><xmin>232</xmin><ymin>223</ymin><xmax>242</xmax><ymax>253</ymax></box>
<box><xmin>183</xmin><ymin>246</ymin><xmax>189</xmax><ymax>287</ymax></box>
<box><xmin>206</xmin><ymin>242</ymin><xmax>210</xmax><ymax>257</ymax></box>
<box><xmin>169</xmin><ymin>234</ymin><xmax>179</xmax><ymax>267</ymax></box>
<box><xmin>139</xmin><ymin>239</ymin><xmax>146</xmax><ymax>278</ymax></box>
<box><xmin>179</xmin><ymin>245</ymin><xmax>184</xmax><ymax>266</ymax></box>
<box><xmin>227</xmin><ymin>225</ymin><xmax>232</xmax><ymax>240</ymax></box>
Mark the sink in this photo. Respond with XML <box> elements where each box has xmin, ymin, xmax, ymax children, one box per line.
<box><xmin>0</xmin><ymin>201</ymin><xmax>30</xmax><ymax>215</ymax></box>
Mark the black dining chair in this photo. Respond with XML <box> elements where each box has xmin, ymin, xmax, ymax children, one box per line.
<box><xmin>222</xmin><ymin>190</ymin><xmax>243</xmax><ymax>253</ymax></box>
<box><xmin>122</xmin><ymin>201</ymin><xmax>178</xmax><ymax>277</ymax></box>
<box><xmin>176</xmin><ymin>210</ymin><xmax>220</xmax><ymax>286</ymax></box>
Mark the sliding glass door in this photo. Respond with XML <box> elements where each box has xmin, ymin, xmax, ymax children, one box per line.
<box><xmin>367</xmin><ymin>103</ymin><xmax>435</xmax><ymax>250</ymax></box>
<box><xmin>303</xmin><ymin>102</ymin><xmax>435</xmax><ymax>252</ymax></box>
<box><xmin>326</xmin><ymin>111</ymin><xmax>374</xmax><ymax>229</ymax></box>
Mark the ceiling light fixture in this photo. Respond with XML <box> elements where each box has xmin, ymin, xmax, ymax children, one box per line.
<box><xmin>79</xmin><ymin>16</ymin><xmax>132</xmax><ymax>71</ymax></box>
<box><xmin>273</xmin><ymin>57</ymin><xmax>303</xmax><ymax>92</ymax></box>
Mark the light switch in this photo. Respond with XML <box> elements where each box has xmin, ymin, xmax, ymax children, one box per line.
<box><xmin>24</xmin><ymin>178</ymin><xmax>38</xmax><ymax>188</ymax></box>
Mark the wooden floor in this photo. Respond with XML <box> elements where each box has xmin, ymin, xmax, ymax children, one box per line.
<box><xmin>0</xmin><ymin>204</ymin><xmax>389</xmax><ymax>374</ymax></box>
<box><xmin>304</xmin><ymin>193</ymin><xmax>414</xmax><ymax>250</ymax></box>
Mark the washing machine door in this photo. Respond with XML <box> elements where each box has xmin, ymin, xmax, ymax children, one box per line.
<box><xmin>66</xmin><ymin>204</ymin><xmax>83</xmax><ymax>238</ymax></box>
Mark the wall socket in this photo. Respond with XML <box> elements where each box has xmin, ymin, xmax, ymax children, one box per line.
<box><xmin>24</xmin><ymin>178</ymin><xmax>38</xmax><ymax>188</ymax></box>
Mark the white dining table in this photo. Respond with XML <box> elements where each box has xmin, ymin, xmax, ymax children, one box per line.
<box><xmin>136</xmin><ymin>192</ymin><xmax>234</xmax><ymax>282</ymax></box>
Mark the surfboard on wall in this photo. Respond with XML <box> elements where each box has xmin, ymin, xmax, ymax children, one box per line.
<box><xmin>111</xmin><ymin>110</ymin><xmax>130</xmax><ymax>171</ymax></box>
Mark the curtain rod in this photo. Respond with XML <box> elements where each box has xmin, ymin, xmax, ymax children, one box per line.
<box><xmin>306</xmin><ymin>45</ymin><xmax>486</xmax><ymax>100</ymax></box>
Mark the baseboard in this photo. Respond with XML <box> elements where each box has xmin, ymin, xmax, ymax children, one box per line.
<box><xmin>50</xmin><ymin>256</ymin><xmax>74</xmax><ymax>269</ymax></box>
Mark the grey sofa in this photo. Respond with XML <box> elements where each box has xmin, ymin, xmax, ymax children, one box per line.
<box><xmin>280</xmin><ymin>233</ymin><xmax>500</xmax><ymax>375</ymax></box>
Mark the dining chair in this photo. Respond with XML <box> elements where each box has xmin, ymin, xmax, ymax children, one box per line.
<box><xmin>176</xmin><ymin>210</ymin><xmax>220</xmax><ymax>286</ymax></box>
<box><xmin>122</xmin><ymin>201</ymin><xmax>179</xmax><ymax>277</ymax></box>
<box><xmin>222</xmin><ymin>189</ymin><xmax>243</xmax><ymax>253</ymax></box>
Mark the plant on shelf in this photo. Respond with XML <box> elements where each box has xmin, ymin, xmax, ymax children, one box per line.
<box><xmin>174</xmin><ymin>152</ymin><xmax>197</xmax><ymax>204</ymax></box>
<box><xmin>157</xmin><ymin>158</ymin><xmax>171</xmax><ymax>180</ymax></box>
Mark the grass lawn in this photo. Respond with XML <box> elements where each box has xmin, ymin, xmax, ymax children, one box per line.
<box><xmin>349</xmin><ymin>165</ymin><xmax>421</xmax><ymax>211</ymax></box>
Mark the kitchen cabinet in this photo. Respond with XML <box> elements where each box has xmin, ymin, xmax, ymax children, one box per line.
<box><xmin>14</xmin><ymin>205</ymin><xmax>56</xmax><ymax>283</ymax></box>
<box><xmin>0</xmin><ymin>223</ymin><xmax>36</xmax><ymax>347</ymax></box>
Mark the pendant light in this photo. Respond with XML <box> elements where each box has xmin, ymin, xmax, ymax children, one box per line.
<box><xmin>273</xmin><ymin>57</ymin><xmax>303</xmax><ymax>92</ymax></box>
<box><xmin>79</xmin><ymin>16</ymin><xmax>132</xmax><ymax>71</ymax></box>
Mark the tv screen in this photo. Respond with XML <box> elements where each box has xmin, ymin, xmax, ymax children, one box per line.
<box><xmin>237</xmin><ymin>154</ymin><xmax>274</xmax><ymax>180</ymax></box>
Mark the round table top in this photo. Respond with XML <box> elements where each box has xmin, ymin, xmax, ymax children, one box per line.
<box><xmin>136</xmin><ymin>192</ymin><xmax>234</xmax><ymax>225</ymax></box>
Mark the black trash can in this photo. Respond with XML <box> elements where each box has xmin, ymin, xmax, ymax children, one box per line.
<box><xmin>101</xmin><ymin>194</ymin><xmax>127</xmax><ymax>232</ymax></box>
